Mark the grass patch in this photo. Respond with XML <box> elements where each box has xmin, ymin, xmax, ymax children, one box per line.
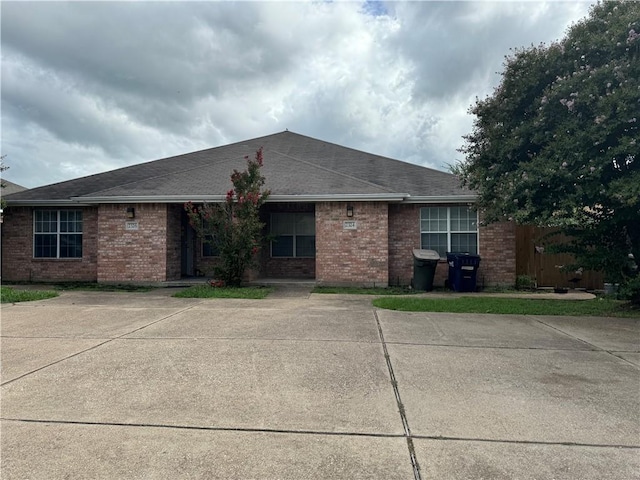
<box><xmin>372</xmin><ymin>296</ymin><xmax>639</xmax><ymax>317</ymax></box>
<box><xmin>52</xmin><ymin>282</ymin><xmax>154</xmax><ymax>292</ymax></box>
<box><xmin>4</xmin><ymin>281</ymin><xmax>154</xmax><ymax>292</ymax></box>
<box><xmin>1</xmin><ymin>286</ymin><xmax>58</xmax><ymax>303</ymax></box>
<box><xmin>173</xmin><ymin>285</ymin><xmax>274</xmax><ymax>299</ymax></box>
<box><xmin>313</xmin><ymin>286</ymin><xmax>416</xmax><ymax>295</ymax></box>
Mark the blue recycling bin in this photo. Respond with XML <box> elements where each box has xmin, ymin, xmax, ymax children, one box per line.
<box><xmin>447</xmin><ymin>252</ymin><xmax>481</xmax><ymax>292</ymax></box>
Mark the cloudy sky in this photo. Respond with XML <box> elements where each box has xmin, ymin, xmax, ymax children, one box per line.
<box><xmin>2</xmin><ymin>1</ymin><xmax>592</xmax><ymax>189</ymax></box>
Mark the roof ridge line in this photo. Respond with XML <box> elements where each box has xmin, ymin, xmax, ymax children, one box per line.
<box><xmin>268</xmin><ymin>149</ymin><xmax>398</xmax><ymax>195</ymax></box>
<box><xmin>283</xmin><ymin>131</ymin><xmax>451</xmax><ymax>176</ymax></box>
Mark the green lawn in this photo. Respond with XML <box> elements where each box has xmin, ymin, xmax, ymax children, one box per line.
<box><xmin>173</xmin><ymin>285</ymin><xmax>274</xmax><ymax>299</ymax></box>
<box><xmin>372</xmin><ymin>296</ymin><xmax>639</xmax><ymax>317</ymax></box>
<box><xmin>51</xmin><ymin>282</ymin><xmax>154</xmax><ymax>292</ymax></box>
<box><xmin>1</xmin><ymin>286</ymin><xmax>59</xmax><ymax>303</ymax></box>
<box><xmin>4</xmin><ymin>282</ymin><xmax>154</xmax><ymax>292</ymax></box>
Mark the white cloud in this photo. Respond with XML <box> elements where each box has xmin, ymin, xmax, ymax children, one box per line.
<box><xmin>1</xmin><ymin>1</ymin><xmax>591</xmax><ymax>188</ymax></box>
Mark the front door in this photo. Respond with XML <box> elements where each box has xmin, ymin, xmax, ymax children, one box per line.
<box><xmin>181</xmin><ymin>212</ymin><xmax>195</xmax><ymax>277</ymax></box>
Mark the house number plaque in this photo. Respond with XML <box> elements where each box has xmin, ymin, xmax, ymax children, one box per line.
<box><xmin>343</xmin><ymin>220</ymin><xmax>357</xmax><ymax>230</ymax></box>
<box><xmin>125</xmin><ymin>221</ymin><xmax>139</xmax><ymax>231</ymax></box>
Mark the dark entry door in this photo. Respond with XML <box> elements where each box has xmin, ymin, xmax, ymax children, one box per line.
<box><xmin>181</xmin><ymin>212</ymin><xmax>195</xmax><ymax>277</ymax></box>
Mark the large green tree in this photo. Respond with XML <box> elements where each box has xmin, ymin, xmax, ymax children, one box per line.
<box><xmin>455</xmin><ymin>1</ymin><xmax>639</xmax><ymax>288</ymax></box>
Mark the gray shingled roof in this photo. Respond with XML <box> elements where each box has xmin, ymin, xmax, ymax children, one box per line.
<box><xmin>4</xmin><ymin>131</ymin><xmax>474</xmax><ymax>204</ymax></box>
<box><xmin>1</xmin><ymin>179</ymin><xmax>28</xmax><ymax>196</ymax></box>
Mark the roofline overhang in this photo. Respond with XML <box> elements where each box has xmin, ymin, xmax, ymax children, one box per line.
<box><xmin>266</xmin><ymin>194</ymin><xmax>408</xmax><ymax>202</ymax></box>
<box><xmin>7</xmin><ymin>193</ymin><xmax>477</xmax><ymax>206</ymax></box>
<box><xmin>68</xmin><ymin>193</ymin><xmax>412</xmax><ymax>204</ymax></box>
<box><xmin>403</xmin><ymin>195</ymin><xmax>477</xmax><ymax>204</ymax></box>
<box><xmin>5</xmin><ymin>199</ymin><xmax>92</xmax><ymax>207</ymax></box>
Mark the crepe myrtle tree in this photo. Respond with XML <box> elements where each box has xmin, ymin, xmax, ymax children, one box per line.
<box><xmin>454</xmin><ymin>2</ymin><xmax>639</xmax><ymax>298</ymax></box>
<box><xmin>185</xmin><ymin>148</ymin><xmax>270</xmax><ymax>286</ymax></box>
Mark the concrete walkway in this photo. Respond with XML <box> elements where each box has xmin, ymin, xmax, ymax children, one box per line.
<box><xmin>1</xmin><ymin>290</ymin><xmax>638</xmax><ymax>479</ymax></box>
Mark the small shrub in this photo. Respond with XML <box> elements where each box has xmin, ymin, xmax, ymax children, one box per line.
<box><xmin>617</xmin><ymin>276</ymin><xmax>640</xmax><ymax>305</ymax></box>
<box><xmin>516</xmin><ymin>275</ymin><xmax>536</xmax><ymax>291</ymax></box>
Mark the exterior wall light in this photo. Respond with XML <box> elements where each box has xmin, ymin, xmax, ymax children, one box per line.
<box><xmin>346</xmin><ymin>205</ymin><xmax>354</xmax><ymax>217</ymax></box>
<box><xmin>126</xmin><ymin>207</ymin><xmax>135</xmax><ymax>219</ymax></box>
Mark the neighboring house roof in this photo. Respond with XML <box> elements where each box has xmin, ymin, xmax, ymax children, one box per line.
<box><xmin>1</xmin><ymin>179</ymin><xmax>28</xmax><ymax>196</ymax></box>
<box><xmin>4</xmin><ymin>131</ymin><xmax>475</xmax><ymax>205</ymax></box>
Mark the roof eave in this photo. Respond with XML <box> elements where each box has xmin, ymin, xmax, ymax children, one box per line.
<box><xmin>10</xmin><ymin>193</ymin><xmax>477</xmax><ymax>206</ymax></box>
<box><xmin>71</xmin><ymin>194</ymin><xmax>411</xmax><ymax>203</ymax></box>
<box><xmin>5</xmin><ymin>199</ymin><xmax>92</xmax><ymax>207</ymax></box>
<box><xmin>266</xmin><ymin>194</ymin><xmax>408</xmax><ymax>203</ymax></box>
<box><xmin>403</xmin><ymin>195</ymin><xmax>477</xmax><ymax>204</ymax></box>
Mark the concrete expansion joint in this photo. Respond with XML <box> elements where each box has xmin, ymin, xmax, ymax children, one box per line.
<box><xmin>383</xmin><ymin>341</ymin><xmax>600</xmax><ymax>352</ymax></box>
<box><xmin>533</xmin><ymin>318</ymin><xmax>640</xmax><ymax>368</ymax></box>
<box><xmin>117</xmin><ymin>336</ymin><xmax>379</xmax><ymax>345</ymax></box>
<box><xmin>374</xmin><ymin>310</ymin><xmax>422</xmax><ymax>480</ymax></box>
<box><xmin>0</xmin><ymin>303</ymin><xmax>204</xmax><ymax>387</ymax></box>
<box><xmin>411</xmin><ymin>434</ymin><xmax>640</xmax><ymax>450</ymax></box>
<box><xmin>0</xmin><ymin>417</ymin><xmax>406</xmax><ymax>440</ymax></box>
<box><xmin>0</xmin><ymin>338</ymin><xmax>114</xmax><ymax>387</ymax></box>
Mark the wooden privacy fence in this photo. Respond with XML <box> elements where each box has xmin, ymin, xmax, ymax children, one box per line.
<box><xmin>516</xmin><ymin>225</ymin><xmax>604</xmax><ymax>290</ymax></box>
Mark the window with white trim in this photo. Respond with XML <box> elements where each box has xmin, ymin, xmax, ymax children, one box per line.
<box><xmin>271</xmin><ymin>212</ymin><xmax>315</xmax><ymax>258</ymax></box>
<box><xmin>420</xmin><ymin>206</ymin><xmax>478</xmax><ymax>258</ymax></box>
<box><xmin>34</xmin><ymin>210</ymin><xmax>83</xmax><ymax>258</ymax></box>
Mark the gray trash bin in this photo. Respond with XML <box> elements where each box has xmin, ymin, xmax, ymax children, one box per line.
<box><xmin>412</xmin><ymin>249</ymin><xmax>440</xmax><ymax>291</ymax></box>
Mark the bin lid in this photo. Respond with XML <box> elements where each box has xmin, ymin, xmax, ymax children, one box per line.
<box><xmin>412</xmin><ymin>249</ymin><xmax>441</xmax><ymax>260</ymax></box>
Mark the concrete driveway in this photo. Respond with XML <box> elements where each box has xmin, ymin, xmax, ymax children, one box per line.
<box><xmin>1</xmin><ymin>289</ymin><xmax>639</xmax><ymax>479</ymax></box>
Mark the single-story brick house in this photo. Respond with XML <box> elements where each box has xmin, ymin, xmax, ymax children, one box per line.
<box><xmin>1</xmin><ymin>131</ymin><xmax>515</xmax><ymax>287</ymax></box>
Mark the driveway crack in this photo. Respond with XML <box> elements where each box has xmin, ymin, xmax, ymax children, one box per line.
<box><xmin>374</xmin><ymin>310</ymin><xmax>422</xmax><ymax>480</ymax></box>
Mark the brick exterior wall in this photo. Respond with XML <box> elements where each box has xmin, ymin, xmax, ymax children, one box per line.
<box><xmin>388</xmin><ymin>203</ymin><xmax>451</xmax><ymax>288</ymax></box>
<box><xmin>262</xmin><ymin>257</ymin><xmax>315</xmax><ymax>278</ymax></box>
<box><xmin>1</xmin><ymin>206</ymin><xmax>99</xmax><ymax>282</ymax></box>
<box><xmin>388</xmin><ymin>204</ymin><xmax>516</xmax><ymax>288</ymax></box>
<box><xmin>97</xmin><ymin>204</ymin><xmax>169</xmax><ymax>282</ymax></box>
<box><xmin>1</xmin><ymin>201</ymin><xmax>516</xmax><ymax>287</ymax></box>
<box><xmin>315</xmin><ymin>201</ymin><xmax>388</xmax><ymax>287</ymax></box>
<box><xmin>478</xmin><ymin>220</ymin><xmax>516</xmax><ymax>288</ymax></box>
<box><xmin>259</xmin><ymin>203</ymin><xmax>316</xmax><ymax>279</ymax></box>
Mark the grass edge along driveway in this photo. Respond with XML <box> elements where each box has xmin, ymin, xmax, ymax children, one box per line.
<box><xmin>372</xmin><ymin>296</ymin><xmax>639</xmax><ymax>317</ymax></box>
<box><xmin>0</xmin><ymin>286</ymin><xmax>58</xmax><ymax>303</ymax></box>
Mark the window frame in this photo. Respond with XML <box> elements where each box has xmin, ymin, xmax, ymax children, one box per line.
<box><xmin>201</xmin><ymin>234</ymin><xmax>220</xmax><ymax>257</ymax></box>
<box><xmin>270</xmin><ymin>212</ymin><xmax>316</xmax><ymax>258</ymax></box>
<box><xmin>419</xmin><ymin>206</ymin><xmax>478</xmax><ymax>258</ymax></box>
<box><xmin>33</xmin><ymin>209</ymin><xmax>83</xmax><ymax>259</ymax></box>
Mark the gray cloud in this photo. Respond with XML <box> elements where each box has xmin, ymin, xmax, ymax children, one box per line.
<box><xmin>1</xmin><ymin>1</ymin><xmax>591</xmax><ymax>188</ymax></box>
